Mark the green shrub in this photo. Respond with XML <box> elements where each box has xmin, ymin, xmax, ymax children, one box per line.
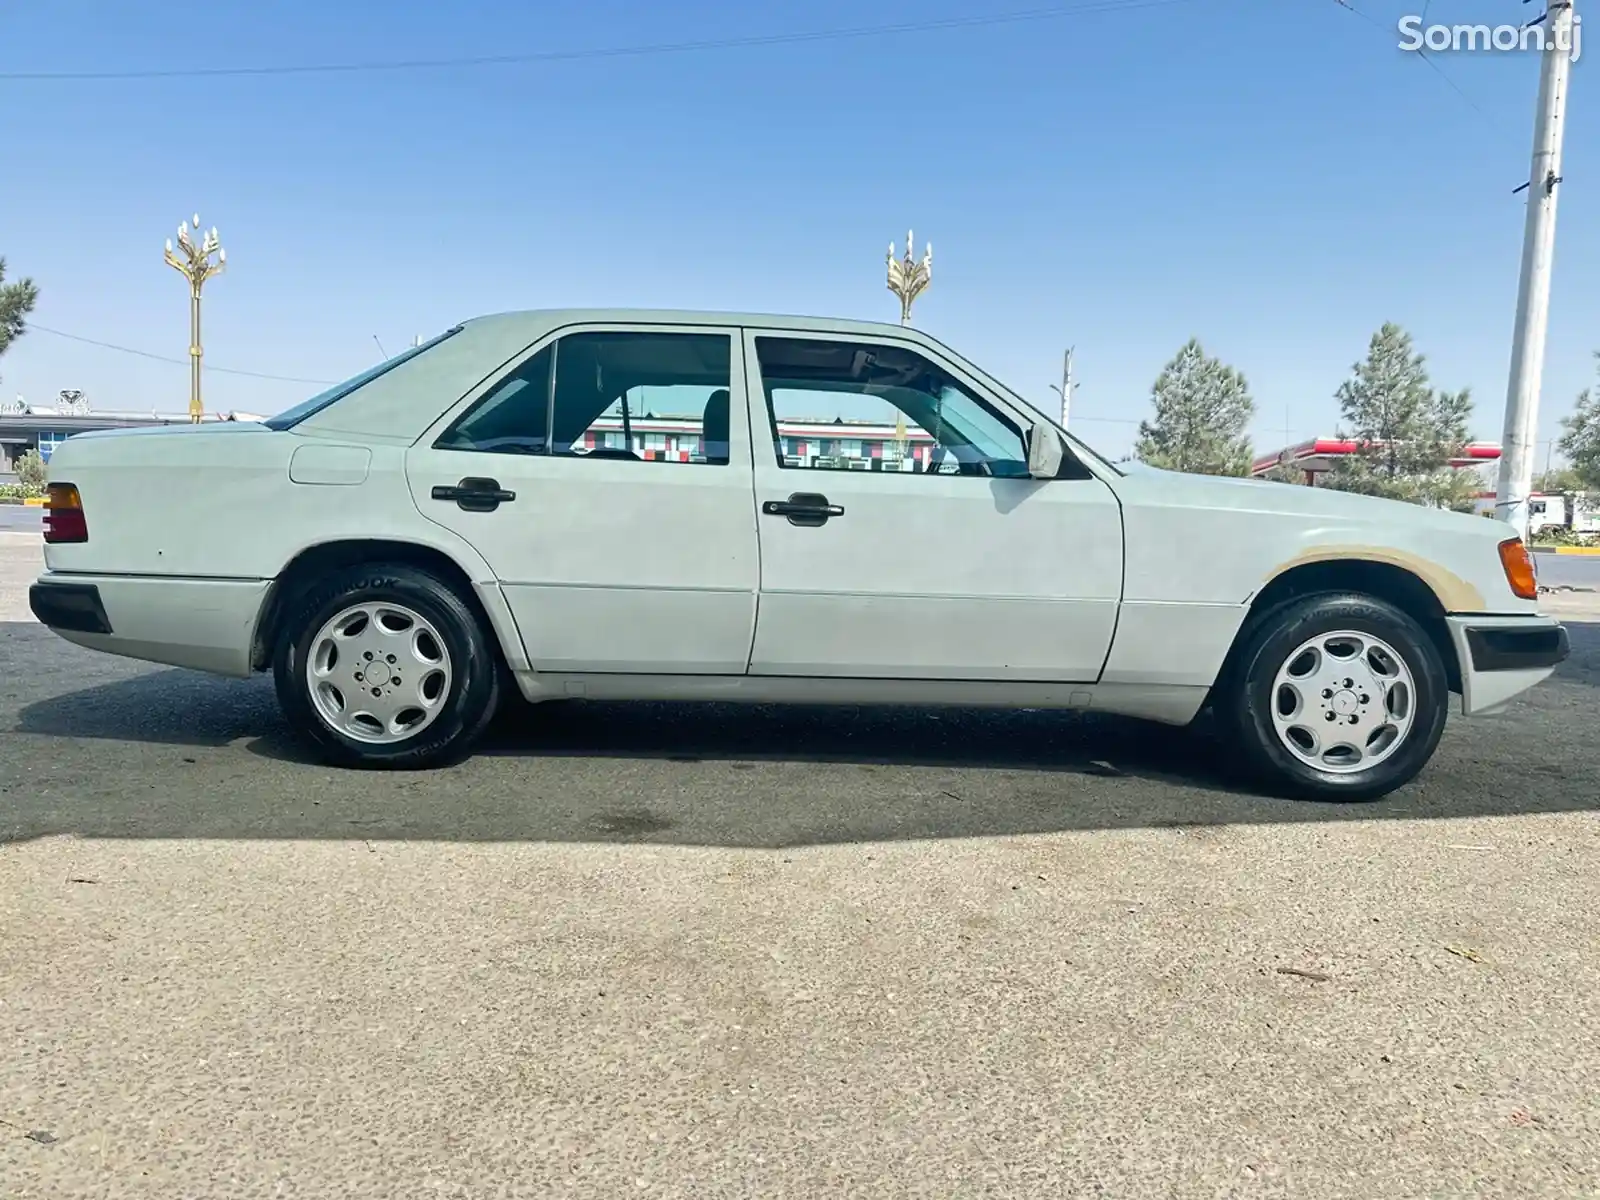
<box><xmin>1531</xmin><ymin>525</ymin><xmax>1600</xmax><ymax>548</ymax></box>
<box><xmin>13</xmin><ymin>448</ymin><xmax>47</xmax><ymax>489</ymax></box>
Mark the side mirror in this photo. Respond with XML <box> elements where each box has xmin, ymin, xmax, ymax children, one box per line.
<box><xmin>1025</xmin><ymin>422</ymin><xmax>1066</xmax><ymax>480</ymax></box>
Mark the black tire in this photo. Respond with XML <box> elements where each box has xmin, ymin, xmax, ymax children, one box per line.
<box><xmin>1217</xmin><ymin>591</ymin><xmax>1450</xmax><ymax>802</ymax></box>
<box><xmin>272</xmin><ymin>562</ymin><xmax>502</xmax><ymax>769</ymax></box>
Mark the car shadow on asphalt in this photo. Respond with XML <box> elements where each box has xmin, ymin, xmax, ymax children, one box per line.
<box><xmin>6</xmin><ymin>626</ymin><xmax>1248</xmax><ymax>789</ymax></box>
<box><xmin>482</xmin><ymin>695</ymin><xmax>1239</xmax><ymax>784</ymax></box>
<box><xmin>5</xmin><ymin>619</ymin><xmax>1598</xmax><ymax>845</ymax></box>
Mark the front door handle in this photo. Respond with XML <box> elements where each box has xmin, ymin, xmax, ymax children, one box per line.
<box><xmin>762</xmin><ymin>492</ymin><xmax>844</xmax><ymax>527</ymax></box>
<box><xmin>431</xmin><ymin>476</ymin><xmax>516</xmax><ymax>513</ymax></box>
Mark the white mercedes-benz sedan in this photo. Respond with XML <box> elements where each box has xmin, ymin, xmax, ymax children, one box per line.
<box><xmin>30</xmin><ymin>309</ymin><xmax>1568</xmax><ymax>800</ymax></box>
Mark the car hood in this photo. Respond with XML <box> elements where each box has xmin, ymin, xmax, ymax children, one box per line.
<box><xmin>1112</xmin><ymin>464</ymin><xmax>1505</xmax><ymax>539</ymax></box>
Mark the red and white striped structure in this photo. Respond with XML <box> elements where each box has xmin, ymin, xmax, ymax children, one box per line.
<box><xmin>1249</xmin><ymin>438</ymin><xmax>1501</xmax><ymax>486</ymax></box>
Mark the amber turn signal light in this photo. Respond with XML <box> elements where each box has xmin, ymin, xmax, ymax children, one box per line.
<box><xmin>1498</xmin><ymin>537</ymin><xmax>1538</xmax><ymax>600</ymax></box>
<box><xmin>43</xmin><ymin>482</ymin><xmax>89</xmax><ymax>544</ymax></box>
<box><xmin>45</xmin><ymin>482</ymin><xmax>81</xmax><ymax>510</ymax></box>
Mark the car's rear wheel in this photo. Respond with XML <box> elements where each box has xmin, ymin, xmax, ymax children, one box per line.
<box><xmin>1217</xmin><ymin>592</ymin><xmax>1450</xmax><ymax>801</ymax></box>
<box><xmin>273</xmin><ymin>563</ymin><xmax>500</xmax><ymax>768</ymax></box>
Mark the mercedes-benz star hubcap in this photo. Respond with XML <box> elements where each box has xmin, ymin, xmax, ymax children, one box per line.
<box><xmin>305</xmin><ymin>602</ymin><xmax>453</xmax><ymax>744</ymax></box>
<box><xmin>1269</xmin><ymin>630</ymin><xmax>1417</xmax><ymax>775</ymax></box>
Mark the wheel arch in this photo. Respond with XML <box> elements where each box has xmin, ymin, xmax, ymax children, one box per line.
<box><xmin>250</xmin><ymin>538</ymin><xmax>523</xmax><ymax>674</ymax></box>
<box><xmin>1227</xmin><ymin>557</ymin><xmax>1462</xmax><ymax>695</ymax></box>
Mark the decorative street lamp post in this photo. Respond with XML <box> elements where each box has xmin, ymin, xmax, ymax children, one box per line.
<box><xmin>164</xmin><ymin>214</ymin><xmax>226</xmax><ymax>424</ymax></box>
<box><xmin>886</xmin><ymin>230</ymin><xmax>932</xmax><ymax>326</ymax></box>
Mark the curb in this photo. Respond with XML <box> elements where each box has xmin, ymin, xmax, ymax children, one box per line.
<box><xmin>1530</xmin><ymin>545</ymin><xmax>1600</xmax><ymax>556</ymax></box>
<box><xmin>21</xmin><ymin>497</ymin><xmax>45</xmax><ymax>507</ymax></box>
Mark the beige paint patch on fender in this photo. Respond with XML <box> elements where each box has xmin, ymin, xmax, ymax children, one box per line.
<box><xmin>1259</xmin><ymin>545</ymin><xmax>1485</xmax><ymax>612</ymax></box>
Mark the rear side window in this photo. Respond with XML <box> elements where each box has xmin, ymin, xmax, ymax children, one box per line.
<box><xmin>436</xmin><ymin>330</ymin><xmax>733</xmax><ymax>465</ymax></box>
<box><xmin>264</xmin><ymin>327</ymin><xmax>462</xmax><ymax>431</ymax></box>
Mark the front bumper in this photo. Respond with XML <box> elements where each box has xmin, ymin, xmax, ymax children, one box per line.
<box><xmin>1446</xmin><ymin>614</ymin><xmax>1570</xmax><ymax>716</ymax></box>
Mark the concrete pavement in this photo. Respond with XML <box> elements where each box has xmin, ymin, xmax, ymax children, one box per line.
<box><xmin>3</xmin><ymin>538</ymin><xmax>1599</xmax><ymax>1198</ymax></box>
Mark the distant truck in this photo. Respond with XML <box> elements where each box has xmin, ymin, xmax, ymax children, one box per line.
<box><xmin>1470</xmin><ymin>491</ymin><xmax>1600</xmax><ymax>534</ymax></box>
<box><xmin>1527</xmin><ymin>492</ymin><xmax>1600</xmax><ymax>537</ymax></box>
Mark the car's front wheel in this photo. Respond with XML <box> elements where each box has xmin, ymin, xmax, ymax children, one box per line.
<box><xmin>1218</xmin><ymin>592</ymin><xmax>1451</xmax><ymax>801</ymax></box>
<box><xmin>273</xmin><ymin>563</ymin><xmax>501</xmax><ymax>768</ymax></box>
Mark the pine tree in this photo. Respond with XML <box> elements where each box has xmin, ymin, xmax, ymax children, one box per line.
<box><xmin>0</xmin><ymin>258</ymin><xmax>39</xmax><ymax>383</ymax></box>
<box><xmin>1323</xmin><ymin>323</ymin><xmax>1476</xmax><ymax>509</ymax></box>
<box><xmin>1135</xmin><ymin>338</ymin><xmax>1256</xmax><ymax>476</ymax></box>
<box><xmin>1557</xmin><ymin>353</ymin><xmax>1600</xmax><ymax>490</ymax></box>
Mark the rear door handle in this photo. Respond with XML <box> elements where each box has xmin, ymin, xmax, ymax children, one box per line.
<box><xmin>431</xmin><ymin>476</ymin><xmax>516</xmax><ymax>512</ymax></box>
<box><xmin>762</xmin><ymin>492</ymin><xmax>844</xmax><ymax>527</ymax></box>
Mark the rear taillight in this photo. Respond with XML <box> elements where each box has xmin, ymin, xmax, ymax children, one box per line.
<box><xmin>43</xmin><ymin>482</ymin><xmax>88</xmax><ymax>544</ymax></box>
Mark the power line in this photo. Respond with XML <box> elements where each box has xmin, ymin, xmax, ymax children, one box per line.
<box><xmin>0</xmin><ymin>0</ymin><xmax>1204</xmax><ymax>81</ymax></box>
<box><xmin>26</xmin><ymin>324</ymin><xmax>335</xmax><ymax>385</ymax></box>
<box><xmin>18</xmin><ymin>319</ymin><xmax>1306</xmax><ymax>435</ymax></box>
<box><xmin>1328</xmin><ymin>0</ymin><xmax>1493</xmax><ymax>124</ymax></box>
<box><xmin>1070</xmin><ymin>414</ymin><xmax>1143</xmax><ymax>425</ymax></box>
<box><xmin>17</xmin><ymin>327</ymin><xmax>1170</xmax><ymax>412</ymax></box>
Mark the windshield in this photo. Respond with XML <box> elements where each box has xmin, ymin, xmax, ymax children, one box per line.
<box><xmin>263</xmin><ymin>326</ymin><xmax>463</xmax><ymax>430</ymax></box>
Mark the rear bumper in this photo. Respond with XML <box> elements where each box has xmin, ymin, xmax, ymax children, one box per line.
<box><xmin>1446</xmin><ymin>614</ymin><xmax>1570</xmax><ymax>716</ymax></box>
<box><xmin>29</xmin><ymin>581</ymin><xmax>113</xmax><ymax>634</ymax></box>
<box><xmin>29</xmin><ymin>571</ymin><xmax>270</xmax><ymax>678</ymax></box>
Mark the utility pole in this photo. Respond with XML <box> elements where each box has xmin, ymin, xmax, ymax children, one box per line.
<box><xmin>1059</xmin><ymin>347</ymin><xmax>1075</xmax><ymax>429</ymax></box>
<box><xmin>1049</xmin><ymin>347</ymin><xmax>1077</xmax><ymax>429</ymax></box>
<box><xmin>1496</xmin><ymin>0</ymin><xmax>1576</xmax><ymax>540</ymax></box>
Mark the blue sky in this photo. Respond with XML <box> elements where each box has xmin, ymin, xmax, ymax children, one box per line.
<box><xmin>0</xmin><ymin>0</ymin><xmax>1593</xmax><ymax>463</ymax></box>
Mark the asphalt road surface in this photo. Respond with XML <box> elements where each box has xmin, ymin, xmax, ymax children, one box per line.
<box><xmin>0</xmin><ymin>506</ymin><xmax>42</xmax><ymax>533</ymax></box>
<box><xmin>3</xmin><ymin>538</ymin><xmax>1599</xmax><ymax>1198</ymax></box>
<box><xmin>1537</xmin><ymin>551</ymin><xmax>1600</xmax><ymax>589</ymax></box>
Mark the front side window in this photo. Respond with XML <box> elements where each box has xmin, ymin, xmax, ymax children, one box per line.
<box><xmin>754</xmin><ymin>337</ymin><xmax>1029</xmax><ymax>478</ymax></box>
<box><xmin>436</xmin><ymin>331</ymin><xmax>733</xmax><ymax>464</ymax></box>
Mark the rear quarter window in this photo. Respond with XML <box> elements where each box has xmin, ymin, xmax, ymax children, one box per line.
<box><xmin>264</xmin><ymin>327</ymin><xmax>462</xmax><ymax>431</ymax></box>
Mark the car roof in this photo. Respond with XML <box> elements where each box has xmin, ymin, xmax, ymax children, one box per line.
<box><xmin>457</xmin><ymin>308</ymin><xmax>917</xmax><ymax>340</ymax></box>
<box><xmin>285</xmin><ymin>308</ymin><xmax>1010</xmax><ymax>446</ymax></box>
